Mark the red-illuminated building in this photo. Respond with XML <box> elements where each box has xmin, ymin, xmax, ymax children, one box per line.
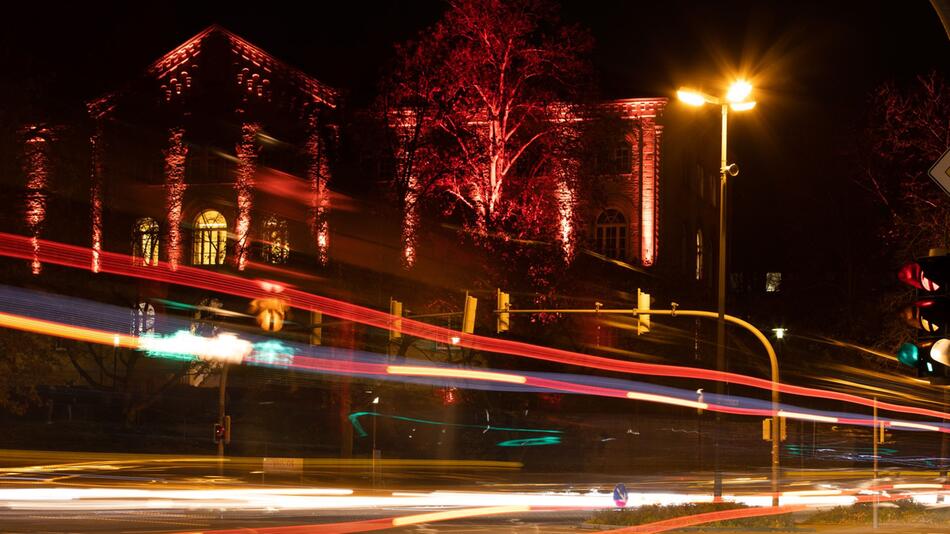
<box><xmin>4</xmin><ymin>25</ymin><xmax>719</xmax><ymax>302</ymax></box>
<box><xmin>0</xmin><ymin>26</ymin><xmax>719</xmax><ymax>456</ymax></box>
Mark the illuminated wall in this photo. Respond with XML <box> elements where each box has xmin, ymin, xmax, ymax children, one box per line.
<box><xmin>600</xmin><ymin>98</ymin><xmax>667</xmax><ymax>268</ymax></box>
<box><xmin>21</xmin><ymin>127</ymin><xmax>50</xmax><ymax>275</ymax></box>
<box><xmin>163</xmin><ymin>128</ymin><xmax>188</xmax><ymax>271</ymax></box>
<box><xmin>234</xmin><ymin>122</ymin><xmax>261</xmax><ymax>271</ymax></box>
<box><xmin>307</xmin><ymin>115</ymin><xmax>331</xmax><ymax>266</ymax></box>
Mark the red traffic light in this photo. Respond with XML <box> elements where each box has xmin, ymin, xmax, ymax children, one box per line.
<box><xmin>898</xmin><ymin>262</ymin><xmax>941</xmax><ymax>291</ymax></box>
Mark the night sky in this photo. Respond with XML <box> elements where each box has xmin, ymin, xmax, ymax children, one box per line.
<box><xmin>2</xmin><ymin>1</ymin><xmax>948</xmax><ymax>318</ymax></box>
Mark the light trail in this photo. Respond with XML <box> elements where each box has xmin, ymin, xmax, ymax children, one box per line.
<box><xmin>777</xmin><ymin>410</ymin><xmax>839</xmax><ymax>423</ymax></box>
<box><xmin>390</xmin><ymin>504</ymin><xmax>531</xmax><ymax>526</ymax></box>
<box><xmin>387</xmin><ymin>365</ymin><xmax>527</xmax><ymax>384</ymax></box>
<box><xmin>0</xmin><ymin>285</ymin><xmax>949</xmax><ymax>435</ymax></box>
<box><xmin>627</xmin><ymin>391</ymin><xmax>708</xmax><ymax>410</ymax></box>
<box><xmin>2</xmin><ymin>232</ymin><xmax>948</xmax><ymax>423</ymax></box>
<box><xmin>0</xmin><ymin>312</ymin><xmax>138</xmax><ymax>349</ymax></box>
<box><xmin>889</xmin><ymin>421</ymin><xmax>942</xmax><ymax>432</ymax></box>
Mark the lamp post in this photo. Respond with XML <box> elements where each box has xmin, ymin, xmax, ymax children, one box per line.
<box><xmin>677</xmin><ymin>82</ymin><xmax>777</xmax><ymax>505</ymax></box>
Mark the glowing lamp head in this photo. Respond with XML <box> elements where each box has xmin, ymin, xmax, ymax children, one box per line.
<box><xmin>897</xmin><ymin>342</ymin><xmax>919</xmax><ymax>367</ymax></box>
<box><xmin>772</xmin><ymin>327</ymin><xmax>787</xmax><ymax>340</ymax></box>
<box><xmin>726</xmin><ymin>80</ymin><xmax>753</xmax><ymax>103</ymax></box>
<box><xmin>730</xmin><ymin>101</ymin><xmax>757</xmax><ymax>112</ymax></box>
<box><xmin>676</xmin><ymin>89</ymin><xmax>707</xmax><ymax>107</ymax></box>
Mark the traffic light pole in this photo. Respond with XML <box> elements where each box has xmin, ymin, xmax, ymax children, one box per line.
<box><xmin>500</xmin><ymin>305</ymin><xmax>781</xmax><ymax>506</ymax></box>
<box><xmin>217</xmin><ymin>363</ymin><xmax>229</xmax><ymax>470</ymax></box>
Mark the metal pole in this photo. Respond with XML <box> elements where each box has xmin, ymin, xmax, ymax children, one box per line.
<box><xmin>941</xmin><ymin>388</ymin><xmax>949</xmax><ymax>503</ymax></box>
<box><xmin>873</xmin><ymin>396</ymin><xmax>879</xmax><ymax>529</ymax></box>
<box><xmin>217</xmin><ymin>363</ymin><xmax>229</xmax><ymax>470</ymax></box>
<box><xmin>714</xmin><ymin>102</ymin><xmax>729</xmax><ymax>500</ymax></box>
<box><xmin>372</xmin><ymin>411</ymin><xmax>377</xmax><ymax>487</ymax></box>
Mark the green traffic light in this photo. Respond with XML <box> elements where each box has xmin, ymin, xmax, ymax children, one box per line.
<box><xmin>897</xmin><ymin>342</ymin><xmax>919</xmax><ymax>367</ymax></box>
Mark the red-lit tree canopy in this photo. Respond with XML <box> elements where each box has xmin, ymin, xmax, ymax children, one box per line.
<box><xmin>861</xmin><ymin>72</ymin><xmax>950</xmax><ymax>257</ymax></box>
<box><xmin>384</xmin><ymin>0</ymin><xmax>592</xmax><ymax>264</ymax></box>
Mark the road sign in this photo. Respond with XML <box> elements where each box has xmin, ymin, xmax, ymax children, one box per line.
<box><xmin>612</xmin><ymin>482</ymin><xmax>628</xmax><ymax>508</ymax></box>
<box><xmin>928</xmin><ymin>147</ymin><xmax>950</xmax><ymax>198</ymax></box>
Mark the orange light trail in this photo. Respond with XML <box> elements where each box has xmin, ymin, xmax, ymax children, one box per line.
<box><xmin>0</xmin><ymin>312</ymin><xmax>138</xmax><ymax>349</ymax></box>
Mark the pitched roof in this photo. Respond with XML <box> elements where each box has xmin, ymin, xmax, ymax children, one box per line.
<box><xmin>90</xmin><ymin>24</ymin><xmax>338</xmax><ymax>117</ymax></box>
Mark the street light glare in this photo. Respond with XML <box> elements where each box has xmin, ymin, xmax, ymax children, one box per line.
<box><xmin>726</xmin><ymin>80</ymin><xmax>753</xmax><ymax>103</ymax></box>
<box><xmin>676</xmin><ymin>89</ymin><xmax>706</xmax><ymax>107</ymax></box>
<box><xmin>731</xmin><ymin>101</ymin><xmax>757</xmax><ymax>112</ymax></box>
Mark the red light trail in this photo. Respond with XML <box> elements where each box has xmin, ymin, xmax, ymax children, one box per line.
<box><xmin>2</xmin><ymin>232</ymin><xmax>949</xmax><ymax>423</ymax></box>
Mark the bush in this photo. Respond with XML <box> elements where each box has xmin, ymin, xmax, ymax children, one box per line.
<box><xmin>804</xmin><ymin>499</ymin><xmax>950</xmax><ymax>526</ymax></box>
<box><xmin>588</xmin><ymin>502</ymin><xmax>796</xmax><ymax>529</ymax></box>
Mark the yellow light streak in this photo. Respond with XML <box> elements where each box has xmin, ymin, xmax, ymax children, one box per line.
<box><xmin>392</xmin><ymin>505</ymin><xmax>531</xmax><ymax>526</ymax></box>
<box><xmin>627</xmin><ymin>391</ymin><xmax>708</xmax><ymax>410</ymax></box>
<box><xmin>889</xmin><ymin>421</ymin><xmax>941</xmax><ymax>432</ymax></box>
<box><xmin>386</xmin><ymin>365</ymin><xmax>527</xmax><ymax>384</ymax></box>
<box><xmin>777</xmin><ymin>410</ymin><xmax>838</xmax><ymax>423</ymax></box>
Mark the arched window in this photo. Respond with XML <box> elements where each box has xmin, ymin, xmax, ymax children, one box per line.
<box><xmin>192</xmin><ymin>210</ymin><xmax>228</xmax><ymax>265</ymax></box>
<box><xmin>595</xmin><ymin>209</ymin><xmax>627</xmax><ymax>259</ymax></box>
<box><xmin>261</xmin><ymin>215</ymin><xmax>289</xmax><ymax>264</ymax></box>
<box><xmin>131</xmin><ymin>301</ymin><xmax>155</xmax><ymax>336</ymax></box>
<box><xmin>132</xmin><ymin>217</ymin><xmax>160</xmax><ymax>266</ymax></box>
<box><xmin>695</xmin><ymin>228</ymin><xmax>704</xmax><ymax>281</ymax></box>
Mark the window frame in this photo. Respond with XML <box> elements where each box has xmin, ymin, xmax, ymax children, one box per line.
<box><xmin>192</xmin><ymin>209</ymin><xmax>228</xmax><ymax>266</ymax></box>
<box><xmin>595</xmin><ymin>209</ymin><xmax>627</xmax><ymax>260</ymax></box>
<box><xmin>132</xmin><ymin>217</ymin><xmax>160</xmax><ymax>266</ymax></box>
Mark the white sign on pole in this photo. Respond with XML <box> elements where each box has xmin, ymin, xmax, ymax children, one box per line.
<box><xmin>928</xmin><ymin>147</ymin><xmax>950</xmax><ymax>198</ymax></box>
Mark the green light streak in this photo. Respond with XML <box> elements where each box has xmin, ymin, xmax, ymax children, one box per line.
<box><xmin>496</xmin><ymin>436</ymin><xmax>561</xmax><ymax>447</ymax></box>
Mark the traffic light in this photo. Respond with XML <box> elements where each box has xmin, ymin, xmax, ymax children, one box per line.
<box><xmin>250</xmin><ymin>297</ymin><xmax>288</xmax><ymax>332</ymax></box>
<box><xmin>462</xmin><ymin>293</ymin><xmax>477</xmax><ymax>334</ymax></box>
<box><xmin>389</xmin><ymin>298</ymin><xmax>403</xmax><ymax>340</ymax></box>
<box><xmin>897</xmin><ymin>250</ymin><xmax>950</xmax><ymax>384</ymax></box>
<box><xmin>214</xmin><ymin>415</ymin><xmax>232</xmax><ymax>444</ymax></box>
<box><xmin>496</xmin><ymin>289</ymin><xmax>510</xmax><ymax>333</ymax></box>
<box><xmin>636</xmin><ymin>288</ymin><xmax>651</xmax><ymax>335</ymax></box>
<box><xmin>310</xmin><ymin>310</ymin><xmax>322</xmax><ymax>346</ymax></box>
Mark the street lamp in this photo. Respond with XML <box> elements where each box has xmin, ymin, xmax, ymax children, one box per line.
<box><xmin>677</xmin><ymin>81</ymin><xmax>776</xmax><ymax>505</ymax></box>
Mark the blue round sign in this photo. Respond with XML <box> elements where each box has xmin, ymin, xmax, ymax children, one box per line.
<box><xmin>612</xmin><ymin>482</ymin><xmax>628</xmax><ymax>508</ymax></box>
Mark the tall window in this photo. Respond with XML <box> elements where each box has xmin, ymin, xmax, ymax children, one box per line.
<box><xmin>695</xmin><ymin>228</ymin><xmax>704</xmax><ymax>280</ymax></box>
<box><xmin>133</xmin><ymin>217</ymin><xmax>160</xmax><ymax>266</ymax></box>
<box><xmin>261</xmin><ymin>215</ymin><xmax>289</xmax><ymax>264</ymax></box>
<box><xmin>131</xmin><ymin>301</ymin><xmax>155</xmax><ymax>336</ymax></box>
<box><xmin>192</xmin><ymin>210</ymin><xmax>228</xmax><ymax>265</ymax></box>
<box><xmin>595</xmin><ymin>209</ymin><xmax>627</xmax><ymax>260</ymax></box>
<box><xmin>611</xmin><ymin>143</ymin><xmax>632</xmax><ymax>174</ymax></box>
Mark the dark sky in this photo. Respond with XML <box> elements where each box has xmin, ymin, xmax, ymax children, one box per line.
<box><xmin>2</xmin><ymin>1</ymin><xmax>948</xmax><ymax>298</ymax></box>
